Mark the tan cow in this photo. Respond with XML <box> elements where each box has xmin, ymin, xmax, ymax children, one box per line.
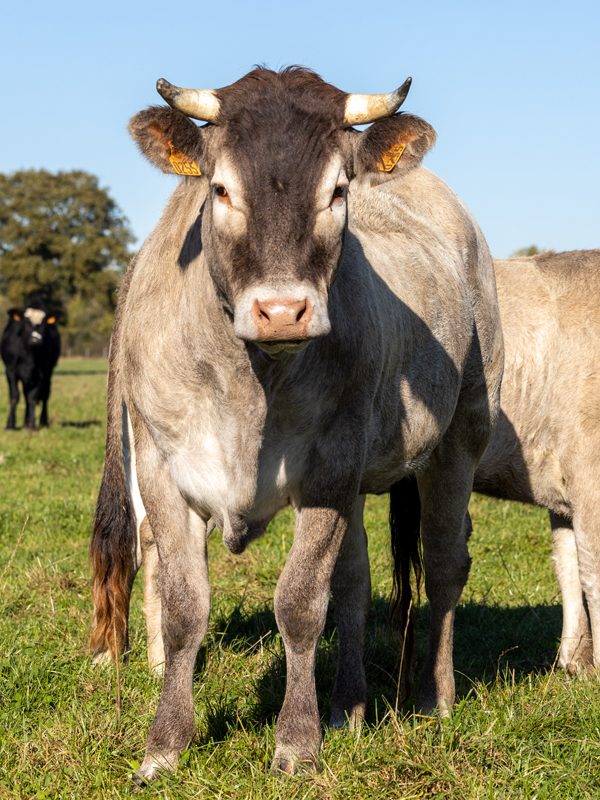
<box><xmin>90</xmin><ymin>67</ymin><xmax>503</xmax><ymax>783</ymax></box>
<box><xmin>475</xmin><ymin>249</ymin><xmax>600</xmax><ymax>673</ymax></box>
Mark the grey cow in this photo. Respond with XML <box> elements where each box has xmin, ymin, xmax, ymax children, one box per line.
<box><xmin>475</xmin><ymin>249</ymin><xmax>600</xmax><ymax>673</ymax></box>
<box><xmin>90</xmin><ymin>67</ymin><xmax>503</xmax><ymax>782</ymax></box>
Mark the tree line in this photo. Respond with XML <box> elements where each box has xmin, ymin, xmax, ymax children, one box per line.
<box><xmin>0</xmin><ymin>169</ymin><xmax>134</xmax><ymax>356</ymax></box>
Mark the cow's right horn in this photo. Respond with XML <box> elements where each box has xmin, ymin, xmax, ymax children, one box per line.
<box><xmin>344</xmin><ymin>77</ymin><xmax>412</xmax><ymax>126</ymax></box>
<box><xmin>156</xmin><ymin>79</ymin><xmax>221</xmax><ymax>123</ymax></box>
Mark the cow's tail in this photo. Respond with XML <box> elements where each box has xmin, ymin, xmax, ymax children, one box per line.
<box><xmin>89</xmin><ymin>267</ymin><xmax>136</xmax><ymax>663</ymax></box>
<box><xmin>389</xmin><ymin>476</ymin><xmax>422</xmax><ymax>706</ymax></box>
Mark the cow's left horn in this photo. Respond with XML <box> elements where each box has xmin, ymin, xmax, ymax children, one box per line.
<box><xmin>156</xmin><ymin>79</ymin><xmax>221</xmax><ymax>123</ymax></box>
<box><xmin>344</xmin><ymin>77</ymin><xmax>412</xmax><ymax>126</ymax></box>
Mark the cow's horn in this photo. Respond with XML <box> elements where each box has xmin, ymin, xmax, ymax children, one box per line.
<box><xmin>344</xmin><ymin>77</ymin><xmax>412</xmax><ymax>126</ymax></box>
<box><xmin>156</xmin><ymin>79</ymin><xmax>221</xmax><ymax>123</ymax></box>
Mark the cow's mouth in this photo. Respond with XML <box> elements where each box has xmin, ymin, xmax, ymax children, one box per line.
<box><xmin>256</xmin><ymin>340</ymin><xmax>311</xmax><ymax>355</ymax></box>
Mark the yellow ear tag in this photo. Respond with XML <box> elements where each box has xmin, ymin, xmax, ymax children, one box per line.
<box><xmin>46</xmin><ymin>317</ymin><xmax>55</xmax><ymax>324</ymax></box>
<box><xmin>12</xmin><ymin>314</ymin><xmax>20</xmax><ymax>321</ymax></box>
<box><xmin>379</xmin><ymin>142</ymin><xmax>406</xmax><ymax>172</ymax></box>
<box><xmin>168</xmin><ymin>140</ymin><xmax>201</xmax><ymax>176</ymax></box>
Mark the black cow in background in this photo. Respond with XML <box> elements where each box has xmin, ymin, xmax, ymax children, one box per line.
<box><xmin>1</xmin><ymin>303</ymin><xmax>61</xmax><ymax>430</ymax></box>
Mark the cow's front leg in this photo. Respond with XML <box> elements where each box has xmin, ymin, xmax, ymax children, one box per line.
<box><xmin>417</xmin><ymin>457</ymin><xmax>474</xmax><ymax>717</ymax></box>
<box><xmin>5</xmin><ymin>373</ymin><xmax>19</xmax><ymax>430</ymax></box>
<box><xmin>272</xmin><ymin>504</ymin><xmax>352</xmax><ymax>774</ymax></box>
<box><xmin>550</xmin><ymin>512</ymin><xmax>592</xmax><ymax>673</ymax></box>
<box><xmin>38</xmin><ymin>376</ymin><xmax>51</xmax><ymax>427</ymax></box>
<box><xmin>23</xmin><ymin>384</ymin><xmax>38</xmax><ymax>431</ymax></box>
<box><xmin>134</xmin><ymin>432</ymin><xmax>210</xmax><ymax>783</ymax></box>
<box><xmin>329</xmin><ymin>495</ymin><xmax>370</xmax><ymax>730</ymax></box>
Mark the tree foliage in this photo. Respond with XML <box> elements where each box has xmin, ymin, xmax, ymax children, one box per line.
<box><xmin>510</xmin><ymin>245</ymin><xmax>542</xmax><ymax>258</ymax></box>
<box><xmin>0</xmin><ymin>169</ymin><xmax>134</xmax><ymax>354</ymax></box>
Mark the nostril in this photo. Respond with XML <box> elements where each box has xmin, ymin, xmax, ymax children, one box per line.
<box><xmin>295</xmin><ymin>301</ymin><xmax>307</xmax><ymax>323</ymax></box>
<box><xmin>256</xmin><ymin>301</ymin><xmax>271</xmax><ymax>323</ymax></box>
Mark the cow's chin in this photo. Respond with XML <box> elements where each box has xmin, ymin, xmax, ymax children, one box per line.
<box><xmin>256</xmin><ymin>340</ymin><xmax>311</xmax><ymax>355</ymax></box>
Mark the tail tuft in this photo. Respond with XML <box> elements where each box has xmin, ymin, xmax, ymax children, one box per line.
<box><xmin>89</xmin><ymin>427</ymin><xmax>136</xmax><ymax>661</ymax></box>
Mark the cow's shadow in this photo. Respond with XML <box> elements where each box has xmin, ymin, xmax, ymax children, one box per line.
<box><xmin>192</xmin><ymin>595</ymin><xmax>563</xmax><ymax>744</ymax></box>
<box><xmin>60</xmin><ymin>420</ymin><xmax>102</xmax><ymax>428</ymax></box>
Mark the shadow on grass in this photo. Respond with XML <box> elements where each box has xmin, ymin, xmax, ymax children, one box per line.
<box><xmin>54</xmin><ymin>370</ymin><xmax>108</xmax><ymax>376</ymax></box>
<box><xmin>60</xmin><ymin>420</ymin><xmax>102</xmax><ymax>428</ymax></box>
<box><xmin>191</xmin><ymin>595</ymin><xmax>564</xmax><ymax>744</ymax></box>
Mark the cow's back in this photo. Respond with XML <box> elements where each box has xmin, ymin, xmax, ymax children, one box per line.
<box><xmin>474</xmin><ymin>249</ymin><xmax>600</xmax><ymax>516</ymax></box>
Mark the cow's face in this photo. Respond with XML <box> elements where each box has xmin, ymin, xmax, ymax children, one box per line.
<box><xmin>130</xmin><ymin>69</ymin><xmax>435</xmax><ymax>353</ymax></box>
<box><xmin>22</xmin><ymin>308</ymin><xmax>56</xmax><ymax>347</ymax></box>
<box><xmin>200</xmin><ymin>109</ymin><xmax>352</xmax><ymax>353</ymax></box>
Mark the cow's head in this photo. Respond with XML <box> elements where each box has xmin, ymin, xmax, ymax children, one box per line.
<box><xmin>21</xmin><ymin>306</ymin><xmax>57</xmax><ymax>347</ymax></box>
<box><xmin>129</xmin><ymin>68</ymin><xmax>436</xmax><ymax>354</ymax></box>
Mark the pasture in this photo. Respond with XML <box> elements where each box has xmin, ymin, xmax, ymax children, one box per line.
<box><xmin>0</xmin><ymin>361</ymin><xmax>598</xmax><ymax>798</ymax></box>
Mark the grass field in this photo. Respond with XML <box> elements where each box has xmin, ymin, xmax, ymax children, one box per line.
<box><xmin>0</xmin><ymin>360</ymin><xmax>599</xmax><ymax>798</ymax></box>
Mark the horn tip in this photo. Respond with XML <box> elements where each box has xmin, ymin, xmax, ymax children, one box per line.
<box><xmin>156</xmin><ymin>79</ymin><xmax>175</xmax><ymax>99</ymax></box>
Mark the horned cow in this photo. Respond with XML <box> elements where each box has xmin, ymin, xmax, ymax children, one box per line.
<box><xmin>475</xmin><ymin>249</ymin><xmax>600</xmax><ymax>674</ymax></box>
<box><xmin>90</xmin><ymin>67</ymin><xmax>503</xmax><ymax>783</ymax></box>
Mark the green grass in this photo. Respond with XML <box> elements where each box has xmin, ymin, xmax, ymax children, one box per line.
<box><xmin>0</xmin><ymin>360</ymin><xmax>599</xmax><ymax>798</ymax></box>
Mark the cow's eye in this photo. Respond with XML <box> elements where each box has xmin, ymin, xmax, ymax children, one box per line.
<box><xmin>330</xmin><ymin>185</ymin><xmax>345</xmax><ymax>205</ymax></box>
<box><xmin>214</xmin><ymin>185</ymin><xmax>228</xmax><ymax>198</ymax></box>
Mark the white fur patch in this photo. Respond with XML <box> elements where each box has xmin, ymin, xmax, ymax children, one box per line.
<box><xmin>123</xmin><ymin>403</ymin><xmax>147</xmax><ymax>570</ymax></box>
<box><xmin>24</xmin><ymin>308</ymin><xmax>45</xmax><ymax>325</ymax></box>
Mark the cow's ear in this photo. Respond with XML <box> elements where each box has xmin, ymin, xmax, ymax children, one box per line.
<box><xmin>7</xmin><ymin>308</ymin><xmax>22</xmax><ymax>321</ymax></box>
<box><xmin>129</xmin><ymin>106</ymin><xmax>206</xmax><ymax>176</ymax></box>
<box><xmin>353</xmin><ymin>114</ymin><xmax>437</xmax><ymax>185</ymax></box>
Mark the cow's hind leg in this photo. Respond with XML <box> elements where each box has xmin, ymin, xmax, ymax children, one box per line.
<box><xmin>329</xmin><ymin>495</ymin><xmax>370</xmax><ymax>730</ymax></box>
<box><xmin>140</xmin><ymin>516</ymin><xmax>165</xmax><ymax>673</ymax></box>
<box><xmin>569</xmin><ymin>506</ymin><xmax>600</xmax><ymax>671</ymax></box>
<box><xmin>134</xmin><ymin>431</ymin><xmax>210</xmax><ymax>783</ymax></box>
<box><xmin>550</xmin><ymin>512</ymin><xmax>593</xmax><ymax>673</ymax></box>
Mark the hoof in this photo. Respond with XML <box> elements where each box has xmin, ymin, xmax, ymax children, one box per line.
<box><xmin>561</xmin><ymin>660</ymin><xmax>593</xmax><ymax>677</ymax></box>
<box><xmin>418</xmin><ymin>698</ymin><xmax>452</xmax><ymax>719</ymax></box>
<box><xmin>329</xmin><ymin>703</ymin><xmax>365</xmax><ymax>731</ymax></box>
<box><xmin>133</xmin><ymin>750</ymin><xmax>179</xmax><ymax>784</ymax></box>
<box><xmin>271</xmin><ymin>744</ymin><xmax>321</xmax><ymax>776</ymax></box>
<box><xmin>91</xmin><ymin>650</ymin><xmax>113</xmax><ymax>667</ymax></box>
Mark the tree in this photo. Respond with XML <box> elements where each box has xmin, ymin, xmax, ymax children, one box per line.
<box><xmin>0</xmin><ymin>169</ymin><xmax>134</xmax><ymax>354</ymax></box>
<box><xmin>510</xmin><ymin>245</ymin><xmax>542</xmax><ymax>258</ymax></box>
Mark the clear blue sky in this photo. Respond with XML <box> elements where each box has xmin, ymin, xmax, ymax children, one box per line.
<box><xmin>2</xmin><ymin>0</ymin><xmax>598</xmax><ymax>257</ymax></box>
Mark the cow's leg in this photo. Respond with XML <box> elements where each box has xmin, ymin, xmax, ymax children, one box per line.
<box><xmin>140</xmin><ymin>516</ymin><xmax>165</xmax><ymax>673</ymax></box>
<box><xmin>329</xmin><ymin>495</ymin><xmax>370</xmax><ymax>730</ymax></box>
<box><xmin>23</xmin><ymin>383</ymin><xmax>38</xmax><ymax>431</ymax></box>
<box><xmin>570</xmin><ymin>508</ymin><xmax>600</xmax><ymax>670</ymax></box>
<box><xmin>5</xmin><ymin>372</ymin><xmax>19</xmax><ymax>430</ymax></box>
<box><xmin>38</xmin><ymin>376</ymin><xmax>51</xmax><ymax>427</ymax></box>
<box><xmin>134</xmin><ymin>429</ymin><xmax>210</xmax><ymax>783</ymax></box>
<box><xmin>417</xmin><ymin>461</ymin><xmax>473</xmax><ymax>716</ymax></box>
<box><xmin>272</xmin><ymin>503</ymin><xmax>352</xmax><ymax>774</ymax></box>
<box><xmin>550</xmin><ymin>512</ymin><xmax>593</xmax><ymax>673</ymax></box>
